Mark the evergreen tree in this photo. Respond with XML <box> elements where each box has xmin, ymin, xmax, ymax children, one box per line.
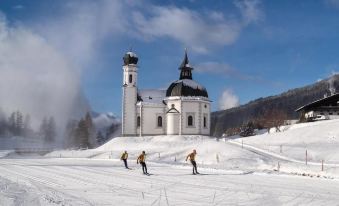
<box><xmin>15</xmin><ymin>111</ymin><xmax>23</xmax><ymax>135</ymax></box>
<box><xmin>8</xmin><ymin>112</ymin><xmax>16</xmax><ymax>135</ymax></box>
<box><xmin>39</xmin><ymin>117</ymin><xmax>48</xmax><ymax>140</ymax></box>
<box><xmin>76</xmin><ymin>118</ymin><xmax>90</xmax><ymax>149</ymax></box>
<box><xmin>0</xmin><ymin>108</ymin><xmax>7</xmax><ymax>136</ymax></box>
<box><xmin>96</xmin><ymin>131</ymin><xmax>105</xmax><ymax>145</ymax></box>
<box><xmin>84</xmin><ymin>112</ymin><xmax>96</xmax><ymax>148</ymax></box>
<box><xmin>240</xmin><ymin>121</ymin><xmax>255</xmax><ymax>137</ymax></box>
<box><xmin>45</xmin><ymin>117</ymin><xmax>56</xmax><ymax>143</ymax></box>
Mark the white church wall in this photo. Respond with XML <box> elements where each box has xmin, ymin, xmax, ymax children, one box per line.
<box><xmin>201</xmin><ymin>102</ymin><xmax>211</xmax><ymax>135</ymax></box>
<box><xmin>137</xmin><ymin>105</ymin><xmax>166</xmax><ymax>136</ymax></box>
<box><xmin>181</xmin><ymin>101</ymin><xmax>201</xmax><ymax>135</ymax></box>
<box><xmin>122</xmin><ymin>86</ymin><xmax>137</xmax><ymax>136</ymax></box>
<box><xmin>122</xmin><ymin>64</ymin><xmax>138</xmax><ymax>136</ymax></box>
<box><xmin>166</xmin><ymin>113</ymin><xmax>180</xmax><ymax>134</ymax></box>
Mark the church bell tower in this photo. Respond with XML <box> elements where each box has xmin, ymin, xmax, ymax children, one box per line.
<box><xmin>122</xmin><ymin>51</ymin><xmax>138</xmax><ymax>136</ymax></box>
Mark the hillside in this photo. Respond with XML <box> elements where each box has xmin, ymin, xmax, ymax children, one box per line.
<box><xmin>211</xmin><ymin>74</ymin><xmax>339</xmax><ymax>136</ymax></box>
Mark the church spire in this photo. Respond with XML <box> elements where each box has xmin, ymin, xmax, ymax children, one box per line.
<box><xmin>179</xmin><ymin>48</ymin><xmax>193</xmax><ymax>80</ymax></box>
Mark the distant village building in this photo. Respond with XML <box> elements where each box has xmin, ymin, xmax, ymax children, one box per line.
<box><xmin>296</xmin><ymin>93</ymin><xmax>339</xmax><ymax>120</ymax></box>
<box><xmin>121</xmin><ymin>50</ymin><xmax>211</xmax><ymax>136</ymax></box>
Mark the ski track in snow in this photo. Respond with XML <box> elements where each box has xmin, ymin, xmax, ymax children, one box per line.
<box><xmin>0</xmin><ymin>158</ymin><xmax>339</xmax><ymax>205</ymax></box>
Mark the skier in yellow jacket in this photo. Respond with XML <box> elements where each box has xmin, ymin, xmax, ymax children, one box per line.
<box><xmin>120</xmin><ymin>151</ymin><xmax>129</xmax><ymax>169</ymax></box>
<box><xmin>186</xmin><ymin>149</ymin><xmax>199</xmax><ymax>175</ymax></box>
<box><xmin>137</xmin><ymin>151</ymin><xmax>148</xmax><ymax>175</ymax></box>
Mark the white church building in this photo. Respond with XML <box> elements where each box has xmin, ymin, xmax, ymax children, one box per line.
<box><xmin>121</xmin><ymin>50</ymin><xmax>211</xmax><ymax>136</ymax></box>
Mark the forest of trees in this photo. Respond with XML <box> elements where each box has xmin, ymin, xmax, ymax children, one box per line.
<box><xmin>63</xmin><ymin>112</ymin><xmax>118</xmax><ymax>149</ymax></box>
<box><xmin>212</xmin><ymin>74</ymin><xmax>339</xmax><ymax>137</ymax></box>
<box><xmin>224</xmin><ymin>109</ymin><xmax>288</xmax><ymax>137</ymax></box>
<box><xmin>0</xmin><ymin>109</ymin><xmax>119</xmax><ymax>149</ymax></box>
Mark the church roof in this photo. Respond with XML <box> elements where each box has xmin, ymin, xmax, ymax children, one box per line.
<box><xmin>179</xmin><ymin>50</ymin><xmax>193</xmax><ymax>71</ymax></box>
<box><xmin>137</xmin><ymin>89</ymin><xmax>166</xmax><ymax>104</ymax></box>
<box><xmin>166</xmin><ymin>50</ymin><xmax>208</xmax><ymax>98</ymax></box>
<box><xmin>166</xmin><ymin>79</ymin><xmax>208</xmax><ymax>98</ymax></box>
<box><xmin>123</xmin><ymin>51</ymin><xmax>138</xmax><ymax>65</ymax></box>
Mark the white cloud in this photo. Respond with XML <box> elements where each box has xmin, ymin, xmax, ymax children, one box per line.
<box><xmin>196</xmin><ymin>62</ymin><xmax>236</xmax><ymax>75</ymax></box>
<box><xmin>218</xmin><ymin>89</ymin><xmax>240</xmax><ymax>110</ymax></box>
<box><xmin>0</xmin><ymin>13</ymin><xmax>89</xmax><ymax>133</ymax></box>
<box><xmin>132</xmin><ymin>0</ymin><xmax>263</xmax><ymax>53</ymax></box>
<box><xmin>34</xmin><ymin>0</ymin><xmax>129</xmax><ymax>69</ymax></box>
<box><xmin>325</xmin><ymin>0</ymin><xmax>339</xmax><ymax>8</ymax></box>
<box><xmin>195</xmin><ymin>61</ymin><xmax>262</xmax><ymax>82</ymax></box>
<box><xmin>235</xmin><ymin>0</ymin><xmax>263</xmax><ymax>24</ymax></box>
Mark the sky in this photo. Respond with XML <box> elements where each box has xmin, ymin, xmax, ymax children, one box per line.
<box><xmin>1</xmin><ymin>0</ymin><xmax>339</xmax><ymax>118</ymax></box>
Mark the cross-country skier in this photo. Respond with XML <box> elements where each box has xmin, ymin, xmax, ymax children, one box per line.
<box><xmin>186</xmin><ymin>149</ymin><xmax>199</xmax><ymax>175</ymax></box>
<box><xmin>137</xmin><ymin>151</ymin><xmax>148</xmax><ymax>175</ymax></box>
<box><xmin>120</xmin><ymin>151</ymin><xmax>129</xmax><ymax>169</ymax></box>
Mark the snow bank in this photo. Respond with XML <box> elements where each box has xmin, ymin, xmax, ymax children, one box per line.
<box><xmin>239</xmin><ymin>119</ymin><xmax>339</xmax><ymax>163</ymax></box>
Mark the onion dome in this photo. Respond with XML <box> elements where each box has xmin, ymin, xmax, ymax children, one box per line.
<box><xmin>123</xmin><ymin>51</ymin><xmax>138</xmax><ymax>65</ymax></box>
<box><xmin>166</xmin><ymin>79</ymin><xmax>208</xmax><ymax>97</ymax></box>
<box><xmin>166</xmin><ymin>50</ymin><xmax>208</xmax><ymax>98</ymax></box>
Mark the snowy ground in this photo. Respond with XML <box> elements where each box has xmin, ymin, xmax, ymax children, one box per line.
<box><xmin>2</xmin><ymin>120</ymin><xmax>339</xmax><ymax>205</ymax></box>
<box><xmin>1</xmin><ymin>158</ymin><xmax>339</xmax><ymax>205</ymax></box>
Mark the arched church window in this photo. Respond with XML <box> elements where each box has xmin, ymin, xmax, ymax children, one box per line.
<box><xmin>157</xmin><ymin>116</ymin><xmax>162</xmax><ymax>127</ymax></box>
<box><xmin>137</xmin><ymin>116</ymin><xmax>140</xmax><ymax>127</ymax></box>
<box><xmin>129</xmin><ymin>74</ymin><xmax>133</xmax><ymax>83</ymax></box>
<box><xmin>203</xmin><ymin>116</ymin><xmax>207</xmax><ymax>128</ymax></box>
<box><xmin>188</xmin><ymin>115</ymin><xmax>193</xmax><ymax>126</ymax></box>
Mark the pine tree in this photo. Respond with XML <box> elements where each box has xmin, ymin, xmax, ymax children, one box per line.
<box><xmin>96</xmin><ymin>131</ymin><xmax>105</xmax><ymax>145</ymax></box>
<box><xmin>240</xmin><ymin>121</ymin><xmax>255</xmax><ymax>137</ymax></box>
<box><xmin>76</xmin><ymin>118</ymin><xmax>90</xmax><ymax>149</ymax></box>
<box><xmin>84</xmin><ymin>112</ymin><xmax>96</xmax><ymax>148</ymax></box>
<box><xmin>0</xmin><ymin>108</ymin><xmax>7</xmax><ymax>136</ymax></box>
<box><xmin>8</xmin><ymin>112</ymin><xmax>16</xmax><ymax>135</ymax></box>
<box><xmin>15</xmin><ymin>111</ymin><xmax>23</xmax><ymax>134</ymax></box>
<box><xmin>39</xmin><ymin>117</ymin><xmax>48</xmax><ymax>140</ymax></box>
<box><xmin>45</xmin><ymin>117</ymin><xmax>56</xmax><ymax>143</ymax></box>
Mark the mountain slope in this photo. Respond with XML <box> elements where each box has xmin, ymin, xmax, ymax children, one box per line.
<box><xmin>211</xmin><ymin>74</ymin><xmax>339</xmax><ymax>136</ymax></box>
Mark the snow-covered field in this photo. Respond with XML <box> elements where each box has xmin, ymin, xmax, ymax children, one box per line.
<box><xmin>1</xmin><ymin>158</ymin><xmax>339</xmax><ymax>205</ymax></box>
<box><xmin>1</xmin><ymin>120</ymin><xmax>339</xmax><ymax>205</ymax></box>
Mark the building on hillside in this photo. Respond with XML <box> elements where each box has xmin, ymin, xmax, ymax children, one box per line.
<box><xmin>121</xmin><ymin>50</ymin><xmax>211</xmax><ymax>136</ymax></box>
<box><xmin>295</xmin><ymin>93</ymin><xmax>339</xmax><ymax>120</ymax></box>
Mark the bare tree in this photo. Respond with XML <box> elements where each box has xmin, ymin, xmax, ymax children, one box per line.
<box><xmin>258</xmin><ymin>109</ymin><xmax>288</xmax><ymax>133</ymax></box>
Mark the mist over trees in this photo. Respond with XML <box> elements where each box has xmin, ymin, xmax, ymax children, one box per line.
<box><xmin>63</xmin><ymin>112</ymin><xmax>120</xmax><ymax>149</ymax></box>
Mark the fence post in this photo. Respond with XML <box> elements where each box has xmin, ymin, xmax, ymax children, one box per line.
<box><xmin>305</xmin><ymin>150</ymin><xmax>308</xmax><ymax>165</ymax></box>
<box><xmin>278</xmin><ymin>162</ymin><xmax>280</xmax><ymax>172</ymax></box>
<box><xmin>322</xmin><ymin>160</ymin><xmax>324</xmax><ymax>171</ymax></box>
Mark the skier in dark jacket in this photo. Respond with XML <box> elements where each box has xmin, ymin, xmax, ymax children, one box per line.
<box><xmin>186</xmin><ymin>149</ymin><xmax>199</xmax><ymax>175</ymax></box>
<box><xmin>137</xmin><ymin>151</ymin><xmax>148</xmax><ymax>175</ymax></box>
<box><xmin>120</xmin><ymin>151</ymin><xmax>129</xmax><ymax>169</ymax></box>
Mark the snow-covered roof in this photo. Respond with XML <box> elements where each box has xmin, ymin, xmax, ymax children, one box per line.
<box><xmin>295</xmin><ymin>93</ymin><xmax>339</xmax><ymax>112</ymax></box>
<box><xmin>177</xmin><ymin>79</ymin><xmax>205</xmax><ymax>90</ymax></box>
<box><xmin>126</xmin><ymin>51</ymin><xmax>138</xmax><ymax>58</ymax></box>
<box><xmin>166</xmin><ymin>79</ymin><xmax>208</xmax><ymax>98</ymax></box>
<box><xmin>138</xmin><ymin>89</ymin><xmax>166</xmax><ymax>104</ymax></box>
